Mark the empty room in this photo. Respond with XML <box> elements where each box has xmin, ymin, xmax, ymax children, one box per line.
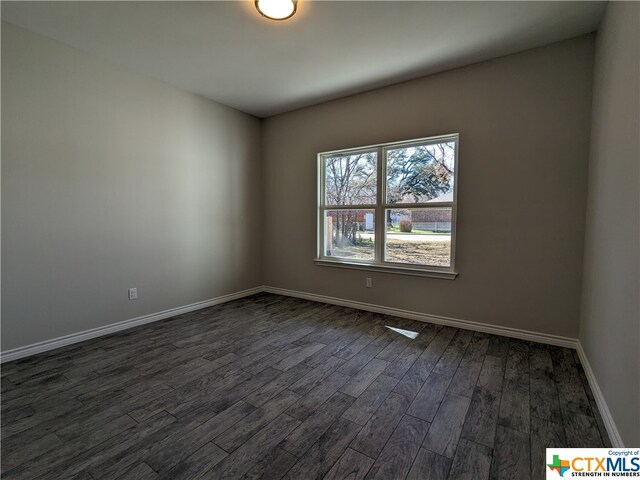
<box><xmin>1</xmin><ymin>1</ymin><xmax>638</xmax><ymax>479</ymax></box>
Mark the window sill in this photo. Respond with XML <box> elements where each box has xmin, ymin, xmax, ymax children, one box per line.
<box><xmin>313</xmin><ymin>259</ymin><xmax>458</xmax><ymax>280</ymax></box>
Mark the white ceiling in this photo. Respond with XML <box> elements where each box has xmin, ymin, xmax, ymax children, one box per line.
<box><xmin>1</xmin><ymin>1</ymin><xmax>606</xmax><ymax>118</ymax></box>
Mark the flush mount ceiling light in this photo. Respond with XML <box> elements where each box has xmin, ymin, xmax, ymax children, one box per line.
<box><xmin>255</xmin><ymin>0</ymin><xmax>297</xmax><ymax>21</ymax></box>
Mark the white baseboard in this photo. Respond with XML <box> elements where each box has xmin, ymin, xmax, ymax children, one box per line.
<box><xmin>2</xmin><ymin>283</ymin><xmax>621</xmax><ymax>447</ymax></box>
<box><xmin>576</xmin><ymin>341</ymin><xmax>625</xmax><ymax>447</ymax></box>
<box><xmin>1</xmin><ymin>284</ymin><xmax>577</xmax><ymax>363</ymax></box>
<box><xmin>0</xmin><ymin>286</ymin><xmax>263</xmax><ymax>363</ymax></box>
<box><xmin>263</xmin><ymin>286</ymin><xmax>578</xmax><ymax>348</ymax></box>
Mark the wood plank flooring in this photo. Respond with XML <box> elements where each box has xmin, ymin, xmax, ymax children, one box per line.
<box><xmin>1</xmin><ymin>293</ymin><xmax>610</xmax><ymax>479</ymax></box>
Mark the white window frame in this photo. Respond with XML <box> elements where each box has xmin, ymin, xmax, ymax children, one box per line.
<box><xmin>315</xmin><ymin>133</ymin><xmax>459</xmax><ymax>279</ymax></box>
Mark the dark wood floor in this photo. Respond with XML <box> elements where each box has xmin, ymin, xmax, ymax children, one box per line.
<box><xmin>1</xmin><ymin>293</ymin><xmax>610</xmax><ymax>480</ymax></box>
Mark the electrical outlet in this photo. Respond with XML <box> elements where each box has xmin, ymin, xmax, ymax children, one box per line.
<box><xmin>366</xmin><ymin>277</ymin><xmax>373</xmax><ymax>288</ymax></box>
<box><xmin>128</xmin><ymin>288</ymin><xmax>138</xmax><ymax>300</ymax></box>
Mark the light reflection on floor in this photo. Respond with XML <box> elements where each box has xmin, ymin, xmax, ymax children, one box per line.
<box><xmin>385</xmin><ymin>326</ymin><xmax>419</xmax><ymax>339</ymax></box>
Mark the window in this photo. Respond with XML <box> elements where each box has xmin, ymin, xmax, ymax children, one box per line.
<box><xmin>316</xmin><ymin>134</ymin><xmax>458</xmax><ymax>279</ymax></box>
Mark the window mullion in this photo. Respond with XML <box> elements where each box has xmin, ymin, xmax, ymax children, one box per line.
<box><xmin>375</xmin><ymin>146</ymin><xmax>385</xmax><ymax>264</ymax></box>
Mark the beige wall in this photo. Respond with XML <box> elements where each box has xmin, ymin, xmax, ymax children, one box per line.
<box><xmin>262</xmin><ymin>36</ymin><xmax>595</xmax><ymax>339</ymax></box>
<box><xmin>1</xmin><ymin>22</ymin><xmax>262</xmax><ymax>351</ymax></box>
<box><xmin>580</xmin><ymin>2</ymin><xmax>640</xmax><ymax>446</ymax></box>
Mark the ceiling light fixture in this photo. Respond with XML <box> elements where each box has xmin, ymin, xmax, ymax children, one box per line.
<box><xmin>255</xmin><ymin>0</ymin><xmax>297</xmax><ymax>21</ymax></box>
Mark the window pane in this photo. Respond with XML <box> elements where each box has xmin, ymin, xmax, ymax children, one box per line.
<box><xmin>385</xmin><ymin>208</ymin><xmax>452</xmax><ymax>267</ymax></box>
<box><xmin>386</xmin><ymin>141</ymin><xmax>455</xmax><ymax>204</ymax></box>
<box><xmin>324</xmin><ymin>151</ymin><xmax>377</xmax><ymax>205</ymax></box>
<box><xmin>324</xmin><ymin>209</ymin><xmax>375</xmax><ymax>261</ymax></box>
